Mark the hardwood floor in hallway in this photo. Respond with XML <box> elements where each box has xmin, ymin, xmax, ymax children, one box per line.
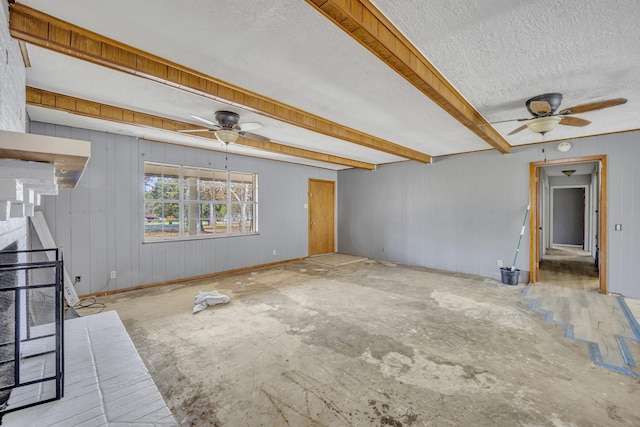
<box><xmin>539</xmin><ymin>245</ymin><xmax>599</xmax><ymax>290</ymax></box>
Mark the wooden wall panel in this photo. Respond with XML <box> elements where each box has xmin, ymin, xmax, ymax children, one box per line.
<box><xmin>113</xmin><ymin>133</ymin><xmax>134</xmax><ymax>288</ymax></box>
<box><xmin>136</xmin><ymin>140</ymin><xmax>149</xmax><ymax>285</ymax></box>
<box><xmin>68</xmin><ymin>127</ymin><xmax>92</xmax><ymax>292</ymax></box>
<box><xmin>51</xmin><ymin>125</ymin><xmax>73</xmax><ymax>279</ymax></box>
<box><xmin>88</xmin><ymin>131</ymin><xmax>109</xmax><ymax>293</ymax></box>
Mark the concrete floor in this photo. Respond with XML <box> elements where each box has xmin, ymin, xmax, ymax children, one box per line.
<box><xmin>82</xmin><ymin>257</ymin><xmax>640</xmax><ymax>426</ymax></box>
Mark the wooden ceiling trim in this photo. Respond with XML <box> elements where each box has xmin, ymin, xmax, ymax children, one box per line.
<box><xmin>10</xmin><ymin>4</ymin><xmax>430</xmax><ymax>164</ymax></box>
<box><xmin>306</xmin><ymin>0</ymin><xmax>511</xmax><ymax>154</ymax></box>
<box><xmin>26</xmin><ymin>87</ymin><xmax>375</xmax><ymax>171</ymax></box>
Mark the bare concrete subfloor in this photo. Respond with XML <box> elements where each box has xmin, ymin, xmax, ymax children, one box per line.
<box><xmin>85</xmin><ymin>259</ymin><xmax>640</xmax><ymax>426</ymax></box>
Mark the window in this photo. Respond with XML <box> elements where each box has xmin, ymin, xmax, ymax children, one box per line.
<box><xmin>144</xmin><ymin>162</ymin><xmax>258</xmax><ymax>241</ymax></box>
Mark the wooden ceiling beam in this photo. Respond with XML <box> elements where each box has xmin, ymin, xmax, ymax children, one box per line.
<box><xmin>26</xmin><ymin>87</ymin><xmax>376</xmax><ymax>170</ymax></box>
<box><xmin>305</xmin><ymin>0</ymin><xmax>512</xmax><ymax>154</ymax></box>
<box><xmin>10</xmin><ymin>3</ymin><xmax>430</xmax><ymax>164</ymax></box>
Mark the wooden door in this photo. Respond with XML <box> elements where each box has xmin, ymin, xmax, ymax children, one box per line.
<box><xmin>308</xmin><ymin>179</ymin><xmax>335</xmax><ymax>256</ymax></box>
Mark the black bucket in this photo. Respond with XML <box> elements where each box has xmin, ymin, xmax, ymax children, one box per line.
<box><xmin>500</xmin><ymin>267</ymin><xmax>520</xmax><ymax>285</ymax></box>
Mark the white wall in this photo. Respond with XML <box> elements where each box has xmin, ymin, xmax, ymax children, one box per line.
<box><xmin>338</xmin><ymin>131</ymin><xmax>640</xmax><ymax>298</ymax></box>
<box><xmin>0</xmin><ymin>1</ymin><xmax>26</xmax><ymax>133</ymax></box>
<box><xmin>32</xmin><ymin>123</ymin><xmax>336</xmax><ymax>295</ymax></box>
<box><xmin>0</xmin><ymin>0</ymin><xmax>28</xmax><ymax>251</ymax></box>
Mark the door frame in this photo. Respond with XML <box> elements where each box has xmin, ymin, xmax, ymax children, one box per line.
<box><xmin>529</xmin><ymin>155</ymin><xmax>607</xmax><ymax>293</ymax></box>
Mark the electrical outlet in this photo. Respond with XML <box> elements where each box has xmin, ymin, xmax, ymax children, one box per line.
<box><xmin>497</xmin><ymin>260</ymin><xmax>503</xmax><ymax>268</ymax></box>
<box><xmin>272</xmin><ymin>249</ymin><xmax>277</xmax><ymax>255</ymax></box>
<box><xmin>75</xmin><ymin>276</ymin><xmax>81</xmax><ymax>283</ymax></box>
<box><xmin>110</xmin><ymin>270</ymin><xmax>117</xmax><ymax>279</ymax></box>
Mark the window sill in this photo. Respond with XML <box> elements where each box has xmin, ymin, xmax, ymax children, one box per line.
<box><xmin>143</xmin><ymin>232</ymin><xmax>259</xmax><ymax>244</ymax></box>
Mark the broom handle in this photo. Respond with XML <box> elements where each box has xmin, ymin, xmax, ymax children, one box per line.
<box><xmin>511</xmin><ymin>204</ymin><xmax>530</xmax><ymax>271</ymax></box>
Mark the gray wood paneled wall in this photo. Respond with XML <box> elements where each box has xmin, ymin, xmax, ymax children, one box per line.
<box><xmin>552</xmin><ymin>188</ymin><xmax>585</xmax><ymax>246</ymax></box>
<box><xmin>32</xmin><ymin>122</ymin><xmax>336</xmax><ymax>295</ymax></box>
<box><xmin>338</xmin><ymin>131</ymin><xmax>640</xmax><ymax>299</ymax></box>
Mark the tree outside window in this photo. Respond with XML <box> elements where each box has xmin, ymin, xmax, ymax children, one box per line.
<box><xmin>144</xmin><ymin>162</ymin><xmax>257</xmax><ymax>241</ymax></box>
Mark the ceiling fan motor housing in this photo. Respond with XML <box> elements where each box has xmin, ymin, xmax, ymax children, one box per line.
<box><xmin>526</xmin><ymin>93</ymin><xmax>563</xmax><ymax>116</ymax></box>
<box><xmin>214</xmin><ymin>111</ymin><xmax>240</xmax><ymax>129</ymax></box>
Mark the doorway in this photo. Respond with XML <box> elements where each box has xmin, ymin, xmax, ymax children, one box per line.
<box><xmin>308</xmin><ymin>179</ymin><xmax>335</xmax><ymax>256</ymax></box>
<box><xmin>551</xmin><ymin>186</ymin><xmax>586</xmax><ymax>247</ymax></box>
<box><xmin>529</xmin><ymin>155</ymin><xmax>607</xmax><ymax>293</ymax></box>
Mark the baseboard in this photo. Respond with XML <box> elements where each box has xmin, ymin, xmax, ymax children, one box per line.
<box><xmin>79</xmin><ymin>257</ymin><xmax>304</xmax><ymax>298</ymax></box>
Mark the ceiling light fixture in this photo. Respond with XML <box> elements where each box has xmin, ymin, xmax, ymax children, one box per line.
<box><xmin>557</xmin><ymin>141</ymin><xmax>572</xmax><ymax>152</ymax></box>
<box><xmin>213</xmin><ymin>129</ymin><xmax>239</xmax><ymax>144</ymax></box>
<box><xmin>525</xmin><ymin>116</ymin><xmax>562</xmax><ymax>135</ymax></box>
<box><xmin>562</xmin><ymin>170</ymin><xmax>576</xmax><ymax>177</ymax></box>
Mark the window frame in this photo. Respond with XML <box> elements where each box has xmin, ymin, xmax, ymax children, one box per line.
<box><xmin>143</xmin><ymin>162</ymin><xmax>258</xmax><ymax>242</ymax></box>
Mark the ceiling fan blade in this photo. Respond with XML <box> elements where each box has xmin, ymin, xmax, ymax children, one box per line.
<box><xmin>529</xmin><ymin>100</ymin><xmax>552</xmax><ymax>115</ymax></box>
<box><xmin>559</xmin><ymin>116</ymin><xmax>591</xmax><ymax>127</ymax></box>
<box><xmin>178</xmin><ymin>128</ymin><xmax>214</xmax><ymax>133</ymax></box>
<box><xmin>237</xmin><ymin>122</ymin><xmax>263</xmax><ymax>132</ymax></box>
<box><xmin>508</xmin><ymin>124</ymin><xmax>528</xmax><ymax>135</ymax></box>
<box><xmin>559</xmin><ymin>98</ymin><xmax>627</xmax><ymax>115</ymax></box>
<box><xmin>190</xmin><ymin>114</ymin><xmax>219</xmax><ymax>127</ymax></box>
<box><xmin>239</xmin><ymin>131</ymin><xmax>270</xmax><ymax>142</ymax></box>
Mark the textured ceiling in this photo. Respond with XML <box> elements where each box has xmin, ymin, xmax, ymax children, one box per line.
<box><xmin>373</xmin><ymin>0</ymin><xmax>640</xmax><ymax>146</ymax></box>
<box><xmin>13</xmin><ymin>0</ymin><xmax>640</xmax><ymax>170</ymax></box>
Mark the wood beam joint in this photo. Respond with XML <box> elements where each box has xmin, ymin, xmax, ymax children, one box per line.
<box><xmin>305</xmin><ymin>0</ymin><xmax>511</xmax><ymax>154</ymax></box>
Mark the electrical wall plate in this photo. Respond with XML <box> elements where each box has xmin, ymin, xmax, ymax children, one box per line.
<box><xmin>557</xmin><ymin>141</ymin><xmax>572</xmax><ymax>152</ymax></box>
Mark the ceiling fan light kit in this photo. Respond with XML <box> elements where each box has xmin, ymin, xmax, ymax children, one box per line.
<box><xmin>525</xmin><ymin>116</ymin><xmax>562</xmax><ymax>135</ymax></box>
<box><xmin>214</xmin><ymin>129</ymin><xmax>239</xmax><ymax>144</ymax></box>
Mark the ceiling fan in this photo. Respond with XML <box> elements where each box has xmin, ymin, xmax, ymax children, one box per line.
<box><xmin>499</xmin><ymin>93</ymin><xmax>627</xmax><ymax>135</ymax></box>
<box><xmin>180</xmin><ymin>110</ymin><xmax>268</xmax><ymax>144</ymax></box>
